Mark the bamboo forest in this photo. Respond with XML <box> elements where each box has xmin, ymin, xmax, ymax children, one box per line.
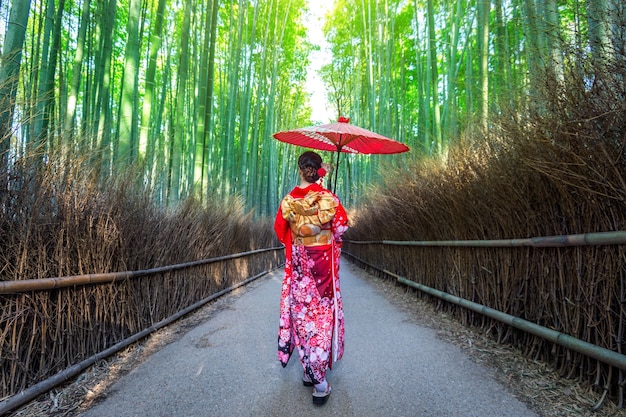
<box><xmin>1</xmin><ymin>0</ymin><xmax>620</xmax><ymax>214</ymax></box>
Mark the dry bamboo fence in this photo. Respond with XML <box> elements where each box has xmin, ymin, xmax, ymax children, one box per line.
<box><xmin>0</xmin><ymin>147</ymin><xmax>286</xmax><ymax>411</ymax></box>
<box><xmin>340</xmin><ymin>63</ymin><xmax>626</xmax><ymax>410</ymax></box>
<box><xmin>343</xmin><ymin>232</ymin><xmax>626</xmax><ymax>410</ymax></box>
<box><xmin>0</xmin><ymin>247</ymin><xmax>283</xmax><ymax>410</ymax></box>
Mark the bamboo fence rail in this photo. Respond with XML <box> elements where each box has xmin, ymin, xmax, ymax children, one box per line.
<box><xmin>351</xmin><ymin>231</ymin><xmax>626</xmax><ymax>248</ymax></box>
<box><xmin>0</xmin><ymin>248</ymin><xmax>283</xmax><ymax>294</ymax></box>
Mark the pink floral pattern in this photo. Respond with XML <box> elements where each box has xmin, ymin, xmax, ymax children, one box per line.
<box><xmin>275</xmin><ymin>183</ymin><xmax>348</xmax><ymax>384</ymax></box>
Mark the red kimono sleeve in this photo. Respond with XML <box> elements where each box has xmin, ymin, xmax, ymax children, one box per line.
<box><xmin>274</xmin><ymin>205</ymin><xmax>290</xmax><ymax>245</ymax></box>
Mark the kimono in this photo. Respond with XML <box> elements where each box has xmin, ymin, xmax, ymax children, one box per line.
<box><xmin>274</xmin><ymin>182</ymin><xmax>349</xmax><ymax>384</ymax></box>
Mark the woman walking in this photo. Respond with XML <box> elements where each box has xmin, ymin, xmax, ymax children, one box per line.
<box><xmin>274</xmin><ymin>151</ymin><xmax>349</xmax><ymax>405</ymax></box>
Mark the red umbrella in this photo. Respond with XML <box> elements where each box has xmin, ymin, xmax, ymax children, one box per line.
<box><xmin>273</xmin><ymin>116</ymin><xmax>409</xmax><ymax>191</ymax></box>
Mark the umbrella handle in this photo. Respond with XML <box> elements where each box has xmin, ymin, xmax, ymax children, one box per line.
<box><xmin>333</xmin><ymin>146</ymin><xmax>342</xmax><ymax>194</ymax></box>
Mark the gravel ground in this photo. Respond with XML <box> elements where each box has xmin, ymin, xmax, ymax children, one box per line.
<box><xmin>7</xmin><ymin>261</ymin><xmax>624</xmax><ymax>417</ymax></box>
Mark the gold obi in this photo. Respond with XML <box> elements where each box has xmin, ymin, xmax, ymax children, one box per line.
<box><xmin>281</xmin><ymin>190</ymin><xmax>337</xmax><ymax>247</ymax></box>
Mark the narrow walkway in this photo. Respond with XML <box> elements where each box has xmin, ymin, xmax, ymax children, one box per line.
<box><xmin>79</xmin><ymin>262</ymin><xmax>538</xmax><ymax>417</ymax></box>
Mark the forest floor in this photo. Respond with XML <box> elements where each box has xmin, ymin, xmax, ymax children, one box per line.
<box><xmin>8</xmin><ymin>263</ymin><xmax>625</xmax><ymax>417</ymax></box>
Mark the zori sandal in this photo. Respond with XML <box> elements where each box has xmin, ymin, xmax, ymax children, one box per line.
<box><xmin>312</xmin><ymin>384</ymin><xmax>331</xmax><ymax>405</ymax></box>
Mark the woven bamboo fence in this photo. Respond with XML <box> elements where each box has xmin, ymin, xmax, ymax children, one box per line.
<box><xmin>343</xmin><ymin>234</ymin><xmax>626</xmax><ymax>408</ymax></box>
<box><xmin>0</xmin><ymin>248</ymin><xmax>283</xmax><ymax>403</ymax></box>
<box><xmin>0</xmin><ymin>153</ymin><xmax>285</xmax><ymax>405</ymax></box>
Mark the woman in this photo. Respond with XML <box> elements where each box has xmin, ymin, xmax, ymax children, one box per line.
<box><xmin>274</xmin><ymin>151</ymin><xmax>349</xmax><ymax>405</ymax></box>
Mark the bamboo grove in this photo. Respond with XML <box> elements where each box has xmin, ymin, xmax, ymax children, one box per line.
<box><xmin>0</xmin><ymin>1</ymin><xmax>621</xmax><ymax>213</ymax></box>
<box><xmin>0</xmin><ymin>0</ymin><xmax>314</xmax><ymax>216</ymax></box>
<box><xmin>0</xmin><ymin>0</ymin><xmax>623</xmax><ymax>214</ymax></box>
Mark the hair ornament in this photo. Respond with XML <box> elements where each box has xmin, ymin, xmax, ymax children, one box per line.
<box><xmin>317</xmin><ymin>167</ymin><xmax>327</xmax><ymax>178</ymax></box>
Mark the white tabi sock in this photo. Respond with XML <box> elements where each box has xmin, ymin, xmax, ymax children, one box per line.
<box><xmin>314</xmin><ymin>380</ymin><xmax>328</xmax><ymax>393</ymax></box>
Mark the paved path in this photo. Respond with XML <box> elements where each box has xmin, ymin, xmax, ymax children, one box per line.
<box><xmin>79</xmin><ymin>262</ymin><xmax>538</xmax><ymax>417</ymax></box>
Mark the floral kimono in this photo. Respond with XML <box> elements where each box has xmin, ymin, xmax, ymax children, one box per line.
<box><xmin>274</xmin><ymin>183</ymin><xmax>349</xmax><ymax>384</ymax></box>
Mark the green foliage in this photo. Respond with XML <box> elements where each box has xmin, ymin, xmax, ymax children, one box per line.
<box><xmin>2</xmin><ymin>0</ymin><xmax>620</xmax><ymax>212</ymax></box>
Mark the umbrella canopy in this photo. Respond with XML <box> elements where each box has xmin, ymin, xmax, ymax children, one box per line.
<box><xmin>273</xmin><ymin>117</ymin><xmax>410</xmax><ymax>193</ymax></box>
<box><xmin>273</xmin><ymin>116</ymin><xmax>410</xmax><ymax>154</ymax></box>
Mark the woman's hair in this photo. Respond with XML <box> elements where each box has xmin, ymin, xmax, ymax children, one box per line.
<box><xmin>298</xmin><ymin>151</ymin><xmax>323</xmax><ymax>183</ymax></box>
